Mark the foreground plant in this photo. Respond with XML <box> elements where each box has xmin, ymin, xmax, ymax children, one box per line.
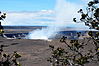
<box><xmin>48</xmin><ymin>33</ymin><xmax>99</xmax><ymax>66</ymax></box>
<box><xmin>0</xmin><ymin>45</ymin><xmax>21</xmax><ymax>66</ymax></box>
<box><xmin>0</xmin><ymin>11</ymin><xmax>6</xmax><ymax>36</ymax></box>
<box><xmin>48</xmin><ymin>0</ymin><xmax>99</xmax><ymax>66</ymax></box>
<box><xmin>73</xmin><ymin>0</ymin><xmax>99</xmax><ymax>30</ymax></box>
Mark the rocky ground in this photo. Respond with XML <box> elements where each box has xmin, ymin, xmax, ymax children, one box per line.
<box><xmin>0</xmin><ymin>38</ymin><xmax>63</xmax><ymax>66</ymax></box>
<box><xmin>0</xmin><ymin>38</ymin><xmax>99</xmax><ymax>66</ymax></box>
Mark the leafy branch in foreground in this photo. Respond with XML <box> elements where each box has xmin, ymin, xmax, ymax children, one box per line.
<box><xmin>48</xmin><ymin>32</ymin><xmax>99</xmax><ymax>66</ymax></box>
<box><xmin>0</xmin><ymin>11</ymin><xmax>6</xmax><ymax>36</ymax></box>
<box><xmin>48</xmin><ymin>1</ymin><xmax>99</xmax><ymax>65</ymax></box>
<box><xmin>73</xmin><ymin>0</ymin><xmax>99</xmax><ymax>30</ymax></box>
<box><xmin>0</xmin><ymin>45</ymin><xmax>21</xmax><ymax>66</ymax></box>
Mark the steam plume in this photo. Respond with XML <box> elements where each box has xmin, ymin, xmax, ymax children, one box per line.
<box><xmin>27</xmin><ymin>0</ymin><xmax>82</xmax><ymax>40</ymax></box>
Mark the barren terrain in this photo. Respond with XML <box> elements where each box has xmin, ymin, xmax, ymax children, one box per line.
<box><xmin>0</xmin><ymin>38</ymin><xmax>98</xmax><ymax>66</ymax></box>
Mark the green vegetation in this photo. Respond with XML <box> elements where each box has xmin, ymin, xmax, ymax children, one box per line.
<box><xmin>73</xmin><ymin>0</ymin><xmax>99</xmax><ymax>30</ymax></box>
<box><xmin>48</xmin><ymin>1</ymin><xmax>99</xmax><ymax>66</ymax></box>
<box><xmin>48</xmin><ymin>35</ymin><xmax>99</xmax><ymax>66</ymax></box>
<box><xmin>0</xmin><ymin>11</ymin><xmax>6</xmax><ymax>36</ymax></box>
<box><xmin>0</xmin><ymin>12</ymin><xmax>21</xmax><ymax>66</ymax></box>
<box><xmin>0</xmin><ymin>45</ymin><xmax>21</xmax><ymax>66</ymax></box>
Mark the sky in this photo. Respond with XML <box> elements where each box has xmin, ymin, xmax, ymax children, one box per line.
<box><xmin>0</xmin><ymin>0</ymin><xmax>92</xmax><ymax>28</ymax></box>
<box><xmin>0</xmin><ymin>0</ymin><xmax>90</xmax><ymax>11</ymax></box>
<box><xmin>0</xmin><ymin>0</ymin><xmax>55</xmax><ymax>11</ymax></box>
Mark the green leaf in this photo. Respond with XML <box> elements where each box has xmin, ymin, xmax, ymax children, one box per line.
<box><xmin>73</xmin><ymin>18</ymin><xmax>76</xmax><ymax>22</ymax></box>
<box><xmin>88</xmin><ymin>31</ymin><xmax>93</xmax><ymax>37</ymax></box>
<box><xmin>14</xmin><ymin>53</ymin><xmax>21</xmax><ymax>58</ymax></box>
<box><xmin>88</xmin><ymin>1</ymin><xmax>94</xmax><ymax>6</ymax></box>
<box><xmin>3</xmin><ymin>53</ymin><xmax>7</xmax><ymax>58</ymax></box>
<box><xmin>49</xmin><ymin>45</ymin><xmax>54</xmax><ymax>50</ymax></box>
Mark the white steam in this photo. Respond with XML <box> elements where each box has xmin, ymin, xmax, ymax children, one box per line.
<box><xmin>27</xmin><ymin>0</ymin><xmax>82</xmax><ymax>40</ymax></box>
<box><xmin>27</xmin><ymin>26</ymin><xmax>58</xmax><ymax>40</ymax></box>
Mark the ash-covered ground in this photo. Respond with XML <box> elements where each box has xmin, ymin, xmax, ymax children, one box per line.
<box><xmin>0</xmin><ymin>38</ymin><xmax>99</xmax><ymax>66</ymax></box>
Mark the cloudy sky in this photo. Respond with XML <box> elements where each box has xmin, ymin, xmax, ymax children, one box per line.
<box><xmin>0</xmin><ymin>0</ymin><xmax>92</xmax><ymax>28</ymax></box>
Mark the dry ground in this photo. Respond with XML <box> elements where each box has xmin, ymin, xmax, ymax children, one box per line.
<box><xmin>0</xmin><ymin>38</ymin><xmax>63</xmax><ymax>66</ymax></box>
<box><xmin>0</xmin><ymin>38</ymin><xmax>99</xmax><ymax>66</ymax></box>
